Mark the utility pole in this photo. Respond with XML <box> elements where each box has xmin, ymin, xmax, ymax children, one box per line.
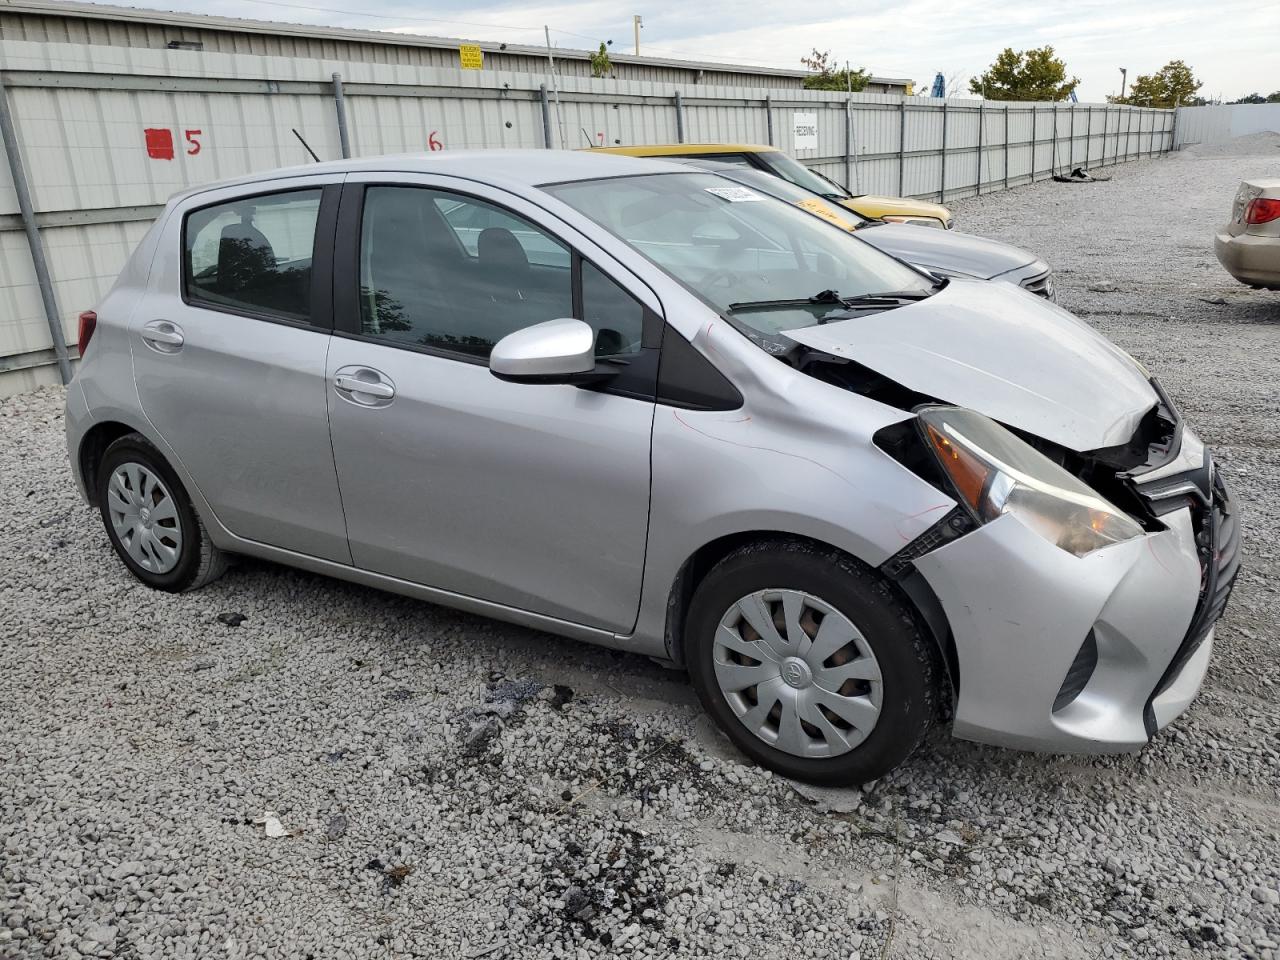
<box><xmin>633</xmin><ymin>15</ymin><xmax>642</xmax><ymax>57</ymax></box>
<box><xmin>1119</xmin><ymin>67</ymin><xmax>1127</xmax><ymax>100</ymax></box>
<box><xmin>544</xmin><ymin>26</ymin><xmax>565</xmax><ymax>149</ymax></box>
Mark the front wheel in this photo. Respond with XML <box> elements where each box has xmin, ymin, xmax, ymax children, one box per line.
<box><xmin>96</xmin><ymin>433</ymin><xmax>227</xmax><ymax>593</ymax></box>
<box><xmin>685</xmin><ymin>540</ymin><xmax>939</xmax><ymax>785</ymax></box>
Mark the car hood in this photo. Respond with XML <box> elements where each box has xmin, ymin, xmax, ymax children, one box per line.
<box><xmin>839</xmin><ymin>194</ymin><xmax>951</xmax><ymax>223</ymax></box>
<box><xmin>780</xmin><ymin>279</ymin><xmax>1158</xmax><ymax>452</ymax></box>
<box><xmin>857</xmin><ymin>223</ymin><xmax>1039</xmax><ymax>280</ymax></box>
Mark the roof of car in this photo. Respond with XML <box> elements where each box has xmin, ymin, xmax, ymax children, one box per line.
<box><xmin>589</xmin><ymin>144</ymin><xmax>778</xmax><ymax>157</ymax></box>
<box><xmin>171</xmin><ymin>149</ymin><xmax>688</xmax><ymax>203</ymax></box>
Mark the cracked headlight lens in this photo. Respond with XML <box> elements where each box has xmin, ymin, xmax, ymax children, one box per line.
<box><xmin>918</xmin><ymin>406</ymin><xmax>1145</xmax><ymax>557</ymax></box>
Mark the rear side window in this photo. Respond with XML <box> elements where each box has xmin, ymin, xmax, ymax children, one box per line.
<box><xmin>184</xmin><ymin>189</ymin><xmax>323</xmax><ymax>322</ymax></box>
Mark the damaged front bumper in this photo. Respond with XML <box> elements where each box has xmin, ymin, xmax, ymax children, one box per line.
<box><xmin>908</xmin><ymin>436</ymin><xmax>1239</xmax><ymax>755</ymax></box>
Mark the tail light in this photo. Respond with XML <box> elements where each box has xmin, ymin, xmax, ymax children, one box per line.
<box><xmin>1244</xmin><ymin>197</ymin><xmax>1280</xmax><ymax>225</ymax></box>
<box><xmin>77</xmin><ymin>311</ymin><xmax>97</xmax><ymax>357</ymax></box>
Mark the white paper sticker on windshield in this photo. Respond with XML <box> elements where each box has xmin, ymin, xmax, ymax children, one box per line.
<box><xmin>704</xmin><ymin>186</ymin><xmax>763</xmax><ymax>202</ymax></box>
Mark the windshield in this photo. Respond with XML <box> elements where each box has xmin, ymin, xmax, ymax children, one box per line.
<box><xmin>763</xmin><ymin>152</ymin><xmax>851</xmax><ymax>199</ymax></box>
<box><xmin>545</xmin><ymin>172</ymin><xmax>933</xmax><ymax>335</ymax></box>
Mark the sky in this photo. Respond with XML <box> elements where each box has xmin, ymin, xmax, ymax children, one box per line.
<box><xmin>119</xmin><ymin>0</ymin><xmax>1277</xmax><ymax>102</ymax></box>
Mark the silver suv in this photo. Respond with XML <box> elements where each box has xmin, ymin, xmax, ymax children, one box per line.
<box><xmin>65</xmin><ymin>151</ymin><xmax>1239</xmax><ymax>784</ymax></box>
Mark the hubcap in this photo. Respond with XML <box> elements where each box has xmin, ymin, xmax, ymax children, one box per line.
<box><xmin>712</xmin><ymin>589</ymin><xmax>883</xmax><ymax>759</ymax></box>
<box><xmin>106</xmin><ymin>462</ymin><xmax>183</xmax><ymax>574</ymax></box>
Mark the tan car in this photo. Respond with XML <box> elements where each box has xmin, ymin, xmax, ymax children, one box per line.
<box><xmin>589</xmin><ymin>143</ymin><xmax>955</xmax><ymax>229</ymax></box>
<box><xmin>1215</xmin><ymin>179</ymin><xmax>1280</xmax><ymax>289</ymax></box>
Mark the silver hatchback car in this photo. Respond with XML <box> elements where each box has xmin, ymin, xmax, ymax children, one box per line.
<box><xmin>66</xmin><ymin>151</ymin><xmax>1239</xmax><ymax>784</ymax></box>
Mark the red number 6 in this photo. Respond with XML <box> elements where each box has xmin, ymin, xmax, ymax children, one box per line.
<box><xmin>428</xmin><ymin>131</ymin><xmax>443</xmax><ymax>151</ymax></box>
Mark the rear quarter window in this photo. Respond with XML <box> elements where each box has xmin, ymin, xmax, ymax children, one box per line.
<box><xmin>183</xmin><ymin>189</ymin><xmax>323</xmax><ymax>322</ymax></box>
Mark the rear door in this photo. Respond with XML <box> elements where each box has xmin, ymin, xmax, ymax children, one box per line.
<box><xmin>325</xmin><ymin>175</ymin><xmax>660</xmax><ymax>632</ymax></box>
<box><xmin>130</xmin><ymin>177</ymin><xmax>350</xmax><ymax>562</ymax></box>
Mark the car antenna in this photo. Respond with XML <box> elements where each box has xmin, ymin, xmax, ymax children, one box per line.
<box><xmin>291</xmin><ymin>128</ymin><xmax>322</xmax><ymax>163</ymax></box>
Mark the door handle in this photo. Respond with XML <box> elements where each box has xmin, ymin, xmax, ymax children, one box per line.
<box><xmin>141</xmin><ymin>320</ymin><xmax>184</xmax><ymax>352</ymax></box>
<box><xmin>333</xmin><ymin>367</ymin><xmax>396</xmax><ymax>405</ymax></box>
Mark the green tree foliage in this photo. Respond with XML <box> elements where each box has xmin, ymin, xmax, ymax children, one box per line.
<box><xmin>968</xmin><ymin>47</ymin><xmax>1079</xmax><ymax>101</ymax></box>
<box><xmin>589</xmin><ymin>42</ymin><xmax>612</xmax><ymax>79</ymax></box>
<box><xmin>800</xmin><ymin>49</ymin><xmax>869</xmax><ymax>92</ymax></box>
<box><xmin>1108</xmin><ymin>60</ymin><xmax>1202</xmax><ymax>108</ymax></box>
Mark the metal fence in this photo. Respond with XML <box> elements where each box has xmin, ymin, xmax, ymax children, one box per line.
<box><xmin>1174</xmin><ymin>103</ymin><xmax>1280</xmax><ymax>147</ymax></box>
<box><xmin>0</xmin><ymin>38</ymin><xmax>1175</xmax><ymax>395</ymax></box>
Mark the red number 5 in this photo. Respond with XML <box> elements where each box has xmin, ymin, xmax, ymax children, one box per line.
<box><xmin>428</xmin><ymin>131</ymin><xmax>443</xmax><ymax>151</ymax></box>
<box><xmin>184</xmin><ymin>129</ymin><xmax>202</xmax><ymax>156</ymax></box>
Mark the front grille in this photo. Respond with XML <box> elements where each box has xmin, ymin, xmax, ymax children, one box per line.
<box><xmin>1146</xmin><ymin>471</ymin><xmax>1241</xmax><ymax>724</ymax></box>
<box><xmin>1019</xmin><ymin>269</ymin><xmax>1055</xmax><ymax>300</ymax></box>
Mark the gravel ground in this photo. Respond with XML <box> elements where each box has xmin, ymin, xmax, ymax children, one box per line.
<box><xmin>2</xmin><ymin>135</ymin><xmax>1279</xmax><ymax>960</ymax></box>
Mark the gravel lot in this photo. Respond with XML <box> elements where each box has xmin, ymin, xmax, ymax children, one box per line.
<box><xmin>3</xmin><ymin>134</ymin><xmax>1279</xmax><ymax>960</ymax></box>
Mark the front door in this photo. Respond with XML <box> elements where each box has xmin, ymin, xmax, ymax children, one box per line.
<box><xmin>325</xmin><ymin>179</ymin><xmax>658</xmax><ymax>632</ymax></box>
<box><xmin>131</xmin><ymin>180</ymin><xmax>350</xmax><ymax>563</ymax></box>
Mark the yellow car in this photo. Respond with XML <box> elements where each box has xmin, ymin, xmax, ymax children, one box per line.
<box><xmin>589</xmin><ymin>143</ymin><xmax>954</xmax><ymax>229</ymax></box>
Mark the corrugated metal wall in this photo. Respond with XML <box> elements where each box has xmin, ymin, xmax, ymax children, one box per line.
<box><xmin>0</xmin><ymin>8</ymin><xmax>808</xmax><ymax>89</ymax></box>
<box><xmin>0</xmin><ymin>38</ymin><xmax>1175</xmax><ymax>395</ymax></box>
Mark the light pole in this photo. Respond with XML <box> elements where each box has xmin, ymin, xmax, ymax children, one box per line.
<box><xmin>633</xmin><ymin>15</ymin><xmax>642</xmax><ymax>56</ymax></box>
<box><xmin>1119</xmin><ymin>67</ymin><xmax>1127</xmax><ymax>100</ymax></box>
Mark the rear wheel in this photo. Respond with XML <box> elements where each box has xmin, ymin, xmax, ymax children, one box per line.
<box><xmin>96</xmin><ymin>434</ymin><xmax>227</xmax><ymax>592</ymax></box>
<box><xmin>685</xmin><ymin>540</ymin><xmax>938</xmax><ymax>785</ymax></box>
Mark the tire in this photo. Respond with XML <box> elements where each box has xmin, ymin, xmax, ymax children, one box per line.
<box><xmin>95</xmin><ymin>433</ymin><xmax>227</xmax><ymax>593</ymax></box>
<box><xmin>685</xmin><ymin>539</ymin><xmax>938</xmax><ymax>785</ymax></box>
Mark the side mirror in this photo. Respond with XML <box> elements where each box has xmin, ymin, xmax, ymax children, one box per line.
<box><xmin>489</xmin><ymin>318</ymin><xmax>613</xmax><ymax>385</ymax></box>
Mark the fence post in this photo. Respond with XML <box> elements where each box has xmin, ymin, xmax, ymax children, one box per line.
<box><xmin>331</xmin><ymin>72</ymin><xmax>351</xmax><ymax>159</ymax></box>
<box><xmin>1068</xmin><ymin>103</ymin><xmax>1075</xmax><ymax>170</ymax></box>
<box><xmin>1105</xmin><ymin>106</ymin><xmax>1111</xmax><ymax>167</ymax></box>
<box><xmin>976</xmin><ymin>100</ymin><xmax>983</xmax><ymax>196</ymax></box>
<box><xmin>539</xmin><ymin>84</ymin><xmax>553</xmax><ymax>149</ymax></box>
<box><xmin>674</xmin><ymin>91</ymin><xmax>685</xmax><ymax>143</ymax></box>
<box><xmin>1087</xmin><ymin>105</ymin><xmax>1094</xmax><ymax>165</ymax></box>
<box><xmin>1170</xmin><ymin>108</ymin><xmax>1178</xmax><ymax>153</ymax></box>
<box><xmin>1002</xmin><ymin>105</ymin><xmax>1009</xmax><ymax>191</ymax></box>
<box><xmin>1052</xmin><ymin>104</ymin><xmax>1059</xmax><ymax>175</ymax></box>
<box><xmin>939</xmin><ymin>100</ymin><xmax>948</xmax><ymax>203</ymax></box>
<box><xmin>1031</xmin><ymin>106</ymin><xmax>1038</xmax><ymax>182</ymax></box>
<box><xmin>844</xmin><ymin>98</ymin><xmax>854</xmax><ymax>192</ymax></box>
<box><xmin>898</xmin><ymin>99</ymin><xmax>907</xmax><ymax>196</ymax></box>
<box><xmin>0</xmin><ymin>75</ymin><xmax>72</xmax><ymax>384</ymax></box>
<box><xmin>765</xmin><ymin>95</ymin><xmax>773</xmax><ymax>146</ymax></box>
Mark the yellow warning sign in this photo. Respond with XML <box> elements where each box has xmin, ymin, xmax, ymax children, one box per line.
<box><xmin>459</xmin><ymin>44</ymin><xmax>483</xmax><ymax>70</ymax></box>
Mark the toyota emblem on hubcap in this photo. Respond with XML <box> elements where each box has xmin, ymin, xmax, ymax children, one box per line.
<box><xmin>780</xmin><ymin>657</ymin><xmax>812</xmax><ymax>689</ymax></box>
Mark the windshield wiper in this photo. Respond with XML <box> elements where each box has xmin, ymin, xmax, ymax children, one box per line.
<box><xmin>728</xmin><ymin>288</ymin><xmax>935</xmax><ymax>315</ymax></box>
<box><xmin>836</xmin><ymin>290</ymin><xmax>934</xmax><ymax>305</ymax></box>
<box><xmin>727</xmin><ymin>289</ymin><xmax>848</xmax><ymax>313</ymax></box>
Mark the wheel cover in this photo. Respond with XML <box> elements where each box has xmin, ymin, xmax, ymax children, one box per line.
<box><xmin>106</xmin><ymin>462</ymin><xmax>183</xmax><ymax>574</ymax></box>
<box><xmin>713</xmin><ymin>589</ymin><xmax>883</xmax><ymax>759</ymax></box>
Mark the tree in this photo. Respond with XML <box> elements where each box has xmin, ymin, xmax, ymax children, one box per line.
<box><xmin>589</xmin><ymin>41</ymin><xmax>612</xmax><ymax>79</ymax></box>
<box><xmin>968</xmin><ymin>47</ymin><xmax>1079</xmax><ymax>101</ymax></box>
<box><xmin>1107</xmin><ymin>60</ymin><xmax>1202</xmax><ymax>108</ymax></box>
<box><xmin>1231</xmin><ymin>91</ymin><xmax>1280</xmax><ymax>104</ymax></box>
<box><xmin>800</xmin><ymin>49</ymin><xmax>869</xmax><ymax>92</ymax></box>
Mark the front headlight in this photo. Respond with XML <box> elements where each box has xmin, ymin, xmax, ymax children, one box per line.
<box><xmin>918</xmin><ymin>407</ymin><xmax>1145</xmax><ymax>557</ymax></box>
